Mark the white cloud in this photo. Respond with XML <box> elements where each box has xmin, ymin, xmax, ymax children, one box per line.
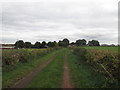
<box><xmin>1</xmin><ymin>0</ymin><xmax>119</xmax><ymax>44</ymax></box>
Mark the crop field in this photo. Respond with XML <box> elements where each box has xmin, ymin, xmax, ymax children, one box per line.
<box><xmin>2</xmin><ymin>46</ymin><xmax>120</xmax><ymax>88</ymax></box>
<box><xmin>84</xmin><ymin>46</ymin><xmax>119</xmax><ymax>51</ymax></box>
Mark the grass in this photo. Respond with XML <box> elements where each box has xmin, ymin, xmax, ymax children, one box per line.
<box><xmin>84</xmin><ymin>46</ymin><xmax>118</xmax><ymax>52</ymax></box>
<box><xmin>0</xmin><ymin>67</ymin><xmax>1</xmax><ymax>90</ymax></box>
<box><xmin>2</xmin><ymin>49</ymin><xmax>60</xmax><ymax>88</ymax></box>
<box><xmin>67</xmin><ymin>49</ymin><xmax>108</xmax><ymax>88</ymax></box>
<box><xmin>26</xmin><ymin>48</ymin><xmax>66</xmax><ymax>88</ymax></box>
<box><xmin>3</xmin><ymin>47</ymin><xmax>119</xmax><ymax>88</ymax></box>
<box><xmin>2</xmin><ymin>48</ymin><xmax>51</xmax><ymax>67</ymax></box>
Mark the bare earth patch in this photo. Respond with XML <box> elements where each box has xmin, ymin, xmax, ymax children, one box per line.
<box><xmin>11</xmin><ymin>55</ymin><xmax>56</xmax><ymax>88</ymax></box>
<box><xmin>62</xmin><ymin>53</ymin><xmax>74</xmax><ymax>88</ymax></box>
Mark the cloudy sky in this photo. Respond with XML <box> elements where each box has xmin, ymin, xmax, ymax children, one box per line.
<box><xmin>1</xmin><ymin>0</ymin><xmax>119</xmax><ymax>44</ymax></box>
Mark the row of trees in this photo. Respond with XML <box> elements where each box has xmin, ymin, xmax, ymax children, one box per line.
<box><xmin>14</xmin><ymin>39</ymin><xmax>100</xmax><ymax>48</ymax></box>
<box><xmin>70</xmin><ymin>39</ymin><xmax>100</xmax><ymax>46</ymax></box>
<box><xmin>15</xmin><ymin>40</ymin><xmax>56</xmax><ymax>48</ymax></box>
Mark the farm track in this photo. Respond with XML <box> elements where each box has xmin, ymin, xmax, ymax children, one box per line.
<box><xmin>62</xmin><ymin>53</ymin><xmax>74</xmax><ymax>88</ymax></box>
<box><xmin>11</xmin><ymin>55</ymin><xmax>57</xmax><ymax>88</ymax></box>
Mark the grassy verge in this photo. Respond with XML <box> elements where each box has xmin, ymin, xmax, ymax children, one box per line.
<box><xmin>67</xmin><ymin>49</ymin><xmax>108</xmax><ymax>88</ymax></box>
<box><xmin>26</xmin><ymin>48</ymin><xmax>66</xmax><ymax>88</ymax></box>
<box><xmin>84</xmin><ymin>46</ymin><xmax>118</xmax><ymax>52</ymax></box>
<box><xmin>3</xmin><ymin>49</ymin><xmax>60</xmax><ymax>88</ymax></box>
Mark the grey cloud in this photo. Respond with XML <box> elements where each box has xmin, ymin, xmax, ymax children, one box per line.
<box><xmin>1</xmin><ymin>1</ymin><xmax>118</xmax><ymax>44</ymax></box>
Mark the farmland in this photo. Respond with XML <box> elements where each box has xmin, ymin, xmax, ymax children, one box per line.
<box><xmin>2</xmin><ymin>1</ymin><xmax>119</xmax><ymax>89</ymax></box>
<box><xmin>84</xmin><ymin>46</ymin><xmax>119</xmax><ymax>51</ymax></box>
<box><xmin>2</xmin><ymin>46</ymin><xmax>120</xmax><ymax>88</ymax></box>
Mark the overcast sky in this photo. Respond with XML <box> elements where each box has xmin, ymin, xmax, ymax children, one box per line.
<box><xmin>1</xmin><ymin>0</ymin><xmax>119</xmax><ymax>44</ymax></box>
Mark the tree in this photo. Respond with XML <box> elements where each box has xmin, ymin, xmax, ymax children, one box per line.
<box><xmin>88</xmin><ymin>40</ymin><xmax>100</xmax><ymax>46</ymax></box>
<box><xmin>82</xmin><ymin>39</ymin><xmax>87</xmax><ymax>46</ymax></box>
<box><xmin>76</xmin><ymin>39</ymin><xmax>87</xmax><ymax>46</ymax></box>
<box><xmin>41</xmin><ymin>41</ymin><xmax>46</xmax><ymax>48</ymax></box>
<box><xmin>58</xmin><ymin>40</ymin><xmax>63</xmax><ymax>46</ymax></box>
<box><xmin>34</xmin><ymin>42</ymin><xmax>41</xmax><ymax>48</ymax></box>
<box><xmin>70</xmin><ymin>42</ymin><xmax>75</xmax><ymax>46</ymax></box>
<box><xmin>24</xmin><ymin>42</ymin><xmax>32</xmax><ymax>48</ymax></box>
<box><xmin>76</xmin><ymin>40</ymin><xmax>81</xmax><ymax>46</ymax></box>
<box><xmin>58</xmin><ymin>39</ymin><xmax>69</xmax><ymax>47</ymax></box>
<box><xmin>58</xmin><ymin>38</ymin><xmax>70</xmax><ymax>47</ymax></box>
<box><xmin>14</xmin><ymin>40</ymin><xmax>24</xmax><ymax>48</ymax></box>
<box><xmin>47</xmin><ymin>42</ymin><xmax>55</xmax><ymax>47</ymax></box>
<box><xmin>53</xmin><ymin>41</ymin><xmax>57</xmax><ymax>46</ymax></box>
<box><xmin>63</xmin><ymin>38</ymin><xmax>69</xmax><ymax>46</ymax></box>
<box><xmin>31</xmin><ymin>44</ymin><xmax>35</xmax><ymax>48</ymax></box>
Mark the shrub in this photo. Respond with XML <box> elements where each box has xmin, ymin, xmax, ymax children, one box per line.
<box><xmin>72</xmin><ymin>47</ymin><xmax>120</xmax><ymax>87</ymax></box>
<box><xmin>73</xmin><ymin>47</ymin><xmax>87</xmax><ymax>60</ymax></box>
<box><xmin>2</xmin><ymin>48</ymin><xmax>54</xmax><ymax>67</ymax></box>
<box><xmin>86</xmin><ymin>50</ymin><xmax>120</xmax><ymax>87</ymax></box>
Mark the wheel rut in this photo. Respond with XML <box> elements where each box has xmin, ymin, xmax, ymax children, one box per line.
<box><xmin>62</xmin><ymin>53</ymin><xmax>74</xmax><ymax>88</ymax></box>
<box><xmin>11</xmin><ymin>55</ymin><xmax>56</xmax><ymax>88</ymax></box>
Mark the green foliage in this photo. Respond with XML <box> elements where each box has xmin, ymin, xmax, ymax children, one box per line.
<box><xmin>24</xmin><ymin>42</ymin><xmax>32</xmax><ymax>48</ymax></box>
<box><xmin>76</xmin><ymin>39</ymin><xmax>87</xmax><ymax>46</ymax></box>
<box><xmin>84</xmin><ymin>46</ymin><xmax>118</xmax><ymax>51</ymax></box>
<box><xmin>88</xmin><ymin>40</ymin><xmax>100</xmax><ymax>46</ymax></box>
<box><xmin>72</xmin><ymin>47</ymin><xmax>119</xmax><ymax>87</ymax></box>
<box><xmin>47</xmin><ymin>42</ymin><xmax>55</xmax><ymax>47</ymax></box>
<box><xmin>68</xmin><ymin>50</ymin><xmax>108</xmax><ymax>88</ymax></box>
<box><xmin>2</xmin><ymin>48</ymin><xmax>53</xmax><ymax>69</ymax></box>
<box><xmin>33</xmin><ymin>42</ymin><xmax>41</xmax><ymax>48</ymax></box>
<box><xmin>13</xmin><ymin>38</ymin><xmax>102</xmax><ymax>49</ymax></box>
<box><xmin>58</xmin><ymin>40</ymin><xmax>64</xmax><ymax>46</ymax></box>
<box><xmin>26</xmin><ymin>49</ymin><xmax>65</xmax><ymax>88</ymax></box>
<box><xmin>70</xmin><ymin>42</ymin><xmax>75</xmax><ymax>45</ymax></box>
<box><xmin>14</xmin><ymin>40</ymin><xmax>24</xmax><ymax>48</ymax></box>
<box><xmin>2</xmin><ymin>49</ymin><xmax>59</xmax><ymax>88</ymax></box>
<box><xmin>86</xmin><ymin>50</ymin><xmax>120</xmax><ymax>87</ymax></box>
<box><xmin>41</xmin><ymin>41</ymin><xmax>46</xmax><ymax>48</ymax></box>
<box><xmin>73</xmin><ymin>47</ymin><xmax>87</xmax><ymax>60</ymax></box>
<box><xmin>63</xmin><ymin>38</ymin><xmax>69</xmax><ymax>47</ymax></box>
<box><xmin>58</xmin><ymin>38</ymin><xmax>69</xmax><ymax>47</ymax></box>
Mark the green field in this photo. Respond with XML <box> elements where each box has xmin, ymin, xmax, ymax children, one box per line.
<box><xmin>2</xmin><ymin>46</ymin><xmax>120</xmax><ymax>88</ymax></box>
<box><xmin>84</xmin><ymin>46</ymin><xmax>119</xmax><ymax>51</ymax></box>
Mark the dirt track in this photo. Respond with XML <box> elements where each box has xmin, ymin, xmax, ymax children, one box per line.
<box><xmin>10</xmin><ymin>51</ymin><xmax>74</xmax><ymax>88</ymax></box>
<box><xmin>11</xmin><ymin>55</ymin><xmax>56</xmax><ymax>88</ymax></box>
<box><xmin>62</xmin><ymin>53</ymin><xmax>74</xmax><ymax>88</ymax></box>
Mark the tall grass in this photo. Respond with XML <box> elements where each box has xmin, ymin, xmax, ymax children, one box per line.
<box><xmin>86</xmin><ymin>49</ymin><xmax>120</xmax><ymax>87</ymax></box>
<box><xmin>68</xmin><ymin>48</ymin><xmax>107</xmax><ymax>88</ymax></box>
<box><xmin>72</xmin><ymin>47</ymin><xmax>120</xmax><ymax>88</ymax></box>
<box><xmin>2</xmin><ymin>48</ymin><xmax>59</xmax><ymax>88</ymax></box>
<box><xmin>2</xmin><ymin>48</ymin><xmax>54</xmax><ymax>72</ymax></box>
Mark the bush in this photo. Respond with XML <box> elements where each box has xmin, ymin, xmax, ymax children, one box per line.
<box><xmin>73</xmin><ymin>47</ymin><xmax>87</xmax><ymax>60</ymax></box>
<box><xmin>86</xmin><ymin>50</ymin><xmax>120</xmax><ymax>87</ymax></box>
<box><xmin>72</xmin><ymin>47</ymin><xmax>120</xmax><ymax>87</ymax></box>
<box><xmin>2</xmin><ymin>48</ymin><xmax>54</xmax><ymax>66</ymax></box>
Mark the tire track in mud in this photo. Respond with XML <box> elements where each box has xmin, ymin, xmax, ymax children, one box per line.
<box><xmin>11</xmin><ymin>55</ymin><xmax>57</xmax><ymax>88</ymax></box>
<box><xmin>62</xmin><ymin>53</ymin><xmax>74</xmax><ymax>88</ymax></box>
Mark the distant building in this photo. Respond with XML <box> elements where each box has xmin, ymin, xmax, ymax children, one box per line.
<box><xmin>0</xmin><ymin>44</ymin><xmax>15</xmax><ymax>49</ymax></box>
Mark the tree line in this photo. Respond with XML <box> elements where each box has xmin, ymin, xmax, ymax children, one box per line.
<box><xmin>14</xmin><ymin>38</ymin><xmax>100</xmax><ymax>48</ymax></box>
